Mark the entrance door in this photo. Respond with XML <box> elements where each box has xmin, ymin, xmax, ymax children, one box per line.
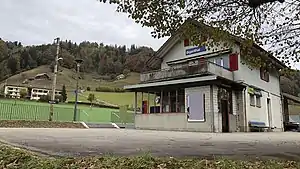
<box><xmin>267</xmin><ymin>98</ymin><xmax>272</xmax><ymax>129</ymax></box>
<box><xmin>221</xmin><ymin>100</ymin><xmax>229</xmax><ymax>132</ymax></box>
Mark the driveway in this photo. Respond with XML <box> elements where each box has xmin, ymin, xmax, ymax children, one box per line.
<box><xmin>0</xmin><ymin>128</ymin><xmax>300</xmax><ymax>160</ymax></box>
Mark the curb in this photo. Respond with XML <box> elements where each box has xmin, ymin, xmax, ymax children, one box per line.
<box><xmin>0</xmin><ymin>139</ymin><xmax>60</xmax><ymax>158</ymax></box>
<box><xmin>80</xmin><ymin>122</ymin><xmax>89</xmax><ymax>129</ymax></box>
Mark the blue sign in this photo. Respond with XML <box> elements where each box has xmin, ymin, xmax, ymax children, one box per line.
<box><xmin>185</xmin><ymin>46</ymin><xmax>206</xmax><ymax>55</ymax></box>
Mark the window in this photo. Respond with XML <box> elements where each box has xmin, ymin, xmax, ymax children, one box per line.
<box><xmin>216</xmin><ymin>58</ymin><xmax>222</xmax><ymax>66</ymax></box>
<box><xmin>256</xmin><ymin>96</ymin><xmax>261</xmax><ymax>108</ymax></box>
<box><xmin>260</xmin><ymin>67</ymin><xmax>270</xmax><ymax>82</ymax></box>
<box><xmin>250</xmin><ymin>94</ymin><xmax>255</xmax><ymax>106</ymax></box>
<box><xmin>177</xmin><ymin>89</ymin><xmax>185</xmax><ymax>112</ymax></box>
<box><xmin>160</xmin><ymin>89</ymin><xmax>185</xmax><ymax>113</ymax></box>
<box><xmin>214</xmin><ymin>56</ymin><xmax>230</xmax><ymax>69</ymax></box>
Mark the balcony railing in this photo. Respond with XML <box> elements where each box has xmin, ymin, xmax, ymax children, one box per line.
<box><xmin>140</xmin><ymin>61</ymin><xmax>233</xmax><ymax>83</ymax></box>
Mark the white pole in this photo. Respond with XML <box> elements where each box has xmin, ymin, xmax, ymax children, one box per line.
<box><xmin>49</xmin><ymin>37</ymin><xmax>60</xmax><ymax>121</ymax></box>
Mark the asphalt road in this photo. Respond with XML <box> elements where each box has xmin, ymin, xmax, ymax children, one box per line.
<box><xmin>0</xmin><ymin>128</ymin><xmax>300</xmax><ymax>160</ymax></box>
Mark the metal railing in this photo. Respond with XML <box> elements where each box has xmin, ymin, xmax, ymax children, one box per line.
<box><xmin>0</xmin><ymin>102</ymin><xmax>134</xmax><ymax>124</ymax></box>
<box><xmin>140</xmin><ymin>61</ymin><xmax>233</xmax><ymax>83</ymax></box>
<box><xmin>0</xmin><ymin>102</ymin><xmax>78</xmax><ymax>122</ymax></box>
<box><xmin>111</xmin><ymin>111</ymin><xmax>135</xmax><ymax>124</ymax></box>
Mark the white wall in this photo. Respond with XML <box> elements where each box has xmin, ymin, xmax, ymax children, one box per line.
<box><xmin>236</xmin><ymin>54</ymin><xmax>282</xmax><ymax>130</ymax></box>
<box><xmin>235</xmin><ymin>60</ymin><xmax>281</xmax><ymax>95</ymax></box>
<box><xmin>4</xmin><ymin>86</ymin><xmax>27</xmax><ymax>98</ymax></box>
<box><xmin>185</xmin><ymin>85</ymin><xmax>238</xmax><ymax>132</ymax></box>
<box><xmin>246</xmin><ymin>91</ymin><xmax>269</xmax><ymax>125</ymax></box>
<box><xmin>161</xmin><ymin>40</ymin><xmax>232</xmax><ymax>69</ymax></box>
<box><xmin>159</xmin><ymin>37</ymin><xmax>283</xmax><ymax>131</ymax></box>
<box><xmin>245</xmin><ymin>90</ymin><xmax>283</xmax><ymax>131</ymax></box>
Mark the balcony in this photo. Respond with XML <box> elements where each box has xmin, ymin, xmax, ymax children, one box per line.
<box><xmin>140</xmin><ymin>61</ymin><xmax>233</xmax><ymax>83</ymax></box>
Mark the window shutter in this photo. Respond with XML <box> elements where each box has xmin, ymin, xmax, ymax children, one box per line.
<box><xmin>229</xmin><ymin>53</ymin><xmax>238</xmax><ymax>71</ymax></box>
<box><xmin>184</xmin><ymin>39</ymin><xmax>190</xmax><ymax>47</ymax></box>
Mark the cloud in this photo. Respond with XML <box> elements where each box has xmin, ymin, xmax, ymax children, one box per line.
<box><xmin>0</xmin><ymin>0</ymin><xmax>167</xmax><ymax>50</ymax></box>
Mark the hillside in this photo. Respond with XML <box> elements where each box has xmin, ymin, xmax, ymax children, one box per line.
<box><xmin>0</xmin><ymin>65</ymin><xmax>140</xmax><ymax>91</ymax></box>
<box><xmin>0</xmin><ymin>39</ymin><xmax>159</xmax><ymax>86</ymax></box>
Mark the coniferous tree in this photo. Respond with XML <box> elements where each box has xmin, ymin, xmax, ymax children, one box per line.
<box><xmin>61</xmin><ymin>85</ymin><xmax>67</xmax><ymax>102</ymax></box>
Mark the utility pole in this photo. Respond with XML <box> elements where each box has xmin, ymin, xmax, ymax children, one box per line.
<box><xmin>73</xmin><ymin>58</ymin><xmax>83</xmax><ymax>121</ymax></box>
<box><xmin>49</xmin><ymin>37</ymin><xmax>60</xmax><ymax>121</ymax></box>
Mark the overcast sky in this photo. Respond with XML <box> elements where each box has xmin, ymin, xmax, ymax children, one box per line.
<box><xmin>0</xmin><ymin>0</ymin><xmax>167</xmax><ymax>50</ymax></box>
<box><xmin>1</xmin><ymin>0</ymin><xmax>299</xmax><ymax>69</ymax></box>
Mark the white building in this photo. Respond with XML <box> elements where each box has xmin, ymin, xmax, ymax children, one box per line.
<box><xmin>124</xmin><ymin>21</ymin><xmax>286</xmax><ymax>133</ymax></box>
<box><xmin>4</xmin><ymin>85</ymin><xmax>62</xmax><ymax>101</ymax></box>
<box><xmin>30</xmin><ymin>88</ymin><xmax>62</xmax><ymax>100</ymax></box>
<box><xmin>4</xmin><ymin>85</ymin><xmax>28</xmax><ymax>99</ymax></box>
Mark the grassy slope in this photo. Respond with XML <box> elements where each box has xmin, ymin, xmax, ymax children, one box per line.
<box><xmin>1</xmin><ymin>145</ymin><xmax>299</xmax><ymax>169</ymax></box>
<box><xmin>0</xmin><ymin>65</ymin><xmax>143</xmax><ymax>106</ymax></box>
<box><xmin>0</xmin><ymin>65</ymin><xmax>140</xmax><ymax>90</ymax></box>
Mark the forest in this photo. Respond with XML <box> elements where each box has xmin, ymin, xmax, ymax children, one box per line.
<box><xmin>0</xmin><ymin>38</ymin><xmax>159</xmax><ymax>82</ymax></box>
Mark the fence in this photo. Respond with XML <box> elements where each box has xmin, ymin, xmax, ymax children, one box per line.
<box><xmin>0</xmin><ymin>102</ymin><xmax>134</xmax><ymax>124</ymax></box>
<box><xmin>0</xmin><ymin>102</ymin><xmax>77</xmax><ymax>122</ymax></box>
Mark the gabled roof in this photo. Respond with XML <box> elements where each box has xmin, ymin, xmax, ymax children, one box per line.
<box><xmin>147</xmin><ymin>20</ymin><xmax>286</xmax><ymax>69</ymax></box>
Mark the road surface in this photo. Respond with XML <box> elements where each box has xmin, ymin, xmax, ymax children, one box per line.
<box><xmin>0</xmin><ymin>128</ymin><xmax>299</xmax><ymax>160</ymax></box>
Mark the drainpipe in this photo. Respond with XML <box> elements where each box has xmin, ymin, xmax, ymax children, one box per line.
<box><xmin>243</xmin><ymin>87</ymin><xmax>248</xmax><ymax>132</ymax></box>
<box><xmin>210</xmin><ymin>85</ymin><xmax>215</xmax><ymax>132</ymax></box>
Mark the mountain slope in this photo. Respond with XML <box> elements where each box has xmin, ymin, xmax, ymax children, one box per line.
<box><xmin>0</xmin><ymin>65</ymin><xmax>140</xmax><ymax>91</ymax></box>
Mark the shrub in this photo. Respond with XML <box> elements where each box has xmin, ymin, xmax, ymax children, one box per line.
<box><xmin>39</xmin><ymin>95</ymin><xmax>51</xmax><ymax>103</ymax></box>
<box><xmin>39</xmin><ymin>95</ymin><xmax>62</xmax><ymax>103</ymax></box>
<box><xmin>123</xmin><ymin>69</ymin><xmax>130</xmax><ymax>76</ymax></box>
<box><xmin>87</xmin><ymin>87</ymin><xmax>91</xmax><ymax>91</ymax></box>
<box><xmin>114</xmin><ymin>87</ymin><xmax>125</xmax><ymax>93</ymax></box>
<box><xmin>19</xmin><ymin>89</ymin><xmax>27</xmax><ymax>99</ymax></box>
<box><xmin>87</xmin><ymin>93</ymin><xmax>96</xmax><ymax>105</ymax></box>
<box><xmin>61</xmin><ymin>85</ymin><xmax>67</xmax><ymax>102</ymax></box>
<box><xmin>55</xmin><ymin>95</ymin><xmax>63</xmax><ymax>102</ymax></box>
<box><xmin>95</xmin><ymin>86</ymin><xmax>125</xmax><ymax>93</ymax></box>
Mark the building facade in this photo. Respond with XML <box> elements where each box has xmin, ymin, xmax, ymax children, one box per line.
<box><xmin>124</xmin><ymin>23</ymin><xmax>285</xmax><ymax>133</ymax></box>
<box><xmin>4</xmin><ymin>85</ymin><xmax>62</xmax><ymax>101</ymax></box>
<box><xmin>30</xmin><ymin>88</ymin><xmax>62</xmax><ymax>100</ymax></box>
<box><xmin>4</xmin><ymin>86</ymin><xmax>28</xmax><ymax>99</ymax></box>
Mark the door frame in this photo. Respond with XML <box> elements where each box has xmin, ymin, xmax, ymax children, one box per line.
<box><xmin>221</xmin><ymin>99</ymin><xmax>230</xmax><ymax>132</ymax></box>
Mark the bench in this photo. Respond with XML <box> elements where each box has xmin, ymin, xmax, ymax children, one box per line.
<box><xmin>248</xmin><ymin>121</ymin><xmax>269</xmax><ymax>132</ymax></box>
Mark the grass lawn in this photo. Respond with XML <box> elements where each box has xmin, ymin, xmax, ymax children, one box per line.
<box><xmin>1</xmin><ymin>144</ymin><xmax>299</xmax><ymax>169</ymax></box>
<box><xmin>68</xmin><ymin>91</ymin><xmax>156</xmax><ymax>107</ymax></box>
<box><xmin>0</xmin><ymin>99</ymin><xmax>119</xmax><ymax>123</ymax></box>
<box><xmin>0</xmin><ymin>120</ymin><xmax>85</xmax><ymax>128</ymax></box>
